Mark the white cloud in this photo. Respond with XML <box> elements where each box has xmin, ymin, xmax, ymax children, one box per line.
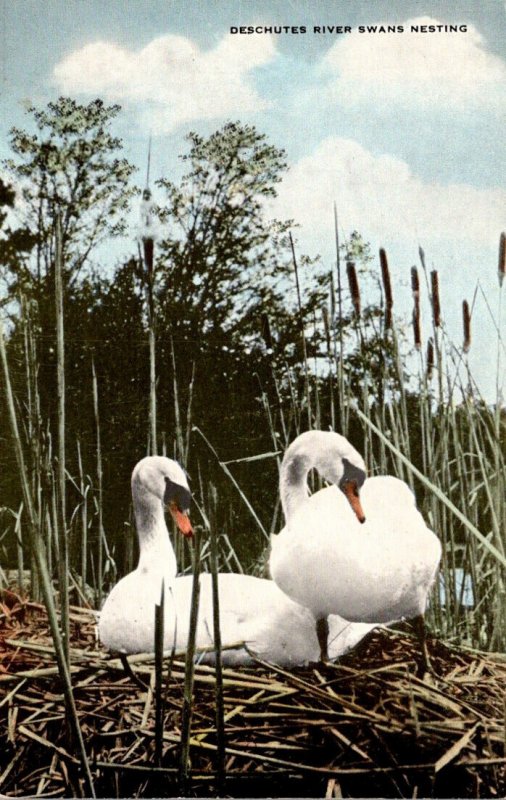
<box><xmin>321</xmin><ymin>17</ymin><xmax>506</xmax><ymax>109</ymax></box>
<box><xmin>274</xmin><ymin>137</ymin><xmax>506</xmax><ymax>249</ymax></box>
<box><xmin>52</xmin><ymin>34</ymin><xmax>276</xmax><ymax>133</ymax></box>
<box><xmin>273</xmin><ymin>138</ymin><xmax>505</xmax><ymax>405</ymax></box>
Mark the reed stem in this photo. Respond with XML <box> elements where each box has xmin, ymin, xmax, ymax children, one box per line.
<box><xmin>209</xmin><ymin>504</ymin><xmax>226</xmax><ymax>793</ymax></box>
<box><xmin>0</xmin><ymin>318</ymin><xmax>95</xmax><ymax>798</ymax></box>
<box><xmin>179</xmin><ymin>530</ymin><xmax>202</xmax><ymax>794</ymax></box>
<box><xmin>54</xmin><ymin>214</ymin><xmax>70</xmax><ymax>666</ymax></box>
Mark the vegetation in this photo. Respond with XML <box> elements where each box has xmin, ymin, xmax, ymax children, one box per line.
<box><xmin>0</xmin><ymin>95</ymin><xmax>505</xmax><ymax>799</ymax></box>
<box><xmin>0</xmin><ymin>96</ymin><xmax>505</xmax><ymax>646</ymax></box>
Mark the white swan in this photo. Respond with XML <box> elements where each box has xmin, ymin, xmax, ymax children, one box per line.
<box><xmin>98</xmin><ymin>455</ymin><xmax>193</xmax><ymax>653</ymax></box>
<box><xmin>269</xmin><ymin>430</ymin><xmax>442</xmax><ymax>664</ymax></box>
<box><xmin>99</xmin><ymin>455</ymin><xmax>375</xmax><ymax>665</ymax></box>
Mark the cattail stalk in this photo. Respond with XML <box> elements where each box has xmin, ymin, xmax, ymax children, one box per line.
<box><xmin>426</xmin><ymin>338</ymin><xmax>435</xmax><ymax>381</ymax></box>
<box><xmin>171</xmin><ymin>336</ymin><xmax>185</xmax><ymax>461</ymax></box>
<box><xmin>412</xmin><ymin>305</ymin><xmax>422</xmax><ymax>350</ymax></box>
<box><xmin>333</xmin><ymin>205</ymin><xmax>346</xmax><ymax>434</ymax></box>
<box><xmin>22</xmin><ymin>294</ymin><xmax>42</xmax><ymax>600</ymax></box>
<box><xmin>141</xmin><ymin>187</ymin><xmax>158</xmax><ymax>454</ymax></box>
<box><xmin>54</xmin><ymin>214</ymin><xmax>70</xmax><ymax>665</ymax></box>
<box><xmin>322</xmin><ymin>302</ymin><xmax>335</xmax><ymax>430</ymax></box>
<box><xmin>430</xmin><ymin>270</ymin><xmax>441</xmax><ymax>328</ymax></box>
<box><xmin>146</xmin><ymin>247</ymin><xmax>157</xmax><ymax>455</ymax></box>
<box><xmin>428</xmin><ymin>267</ymin><xmax>444</xmax><ymax>401</ymax></box>
<box><xmin>14</xmin><ymin>503</ymin><xmax>24</xmax><ymax>593</ymax></box>
<box><xmin>289</xmin><ymin>232</ymin><xmax>311</xmax><ymax>427</ymax></box>
<box><xmin>77</xmin><ymin>441</ymin><xmax>88</xmax><ymax>594</ymax></box>
<box><xmin>92</xmin><ymin>359</ymin><xmax>105</xmax><ymax>606</ymax></box>
<box><xmin>411</xmin><ymin>267</ymin><xmax>422</xmax><ymax>348</ymax></box>
<box><xmin>209</xmin><ymin>503</ymin><xmax>226</xmax><ymax>792</ymax></box>
<box><xmin>379</xmin><ymin>248</ymin><xmax>393</xmax><ymax>329</ymax></box>
<box><xmin>462</xmin><ymin>300</ymin><xmax>471</xmax><ymax>353</ymax></box>
<box><xmin>179</xmin><ymin>530</ymin><xmax>202</xmax><ymax>794</ymax></box>
<box><xmin>154</xmin><ymin>581</ymin><xmax>165</xmax><ymax>767</ymax></box>
<box><xmin>411</xmin><ymin>266</ymin><xmax>420</xmax><ymax>300</ymax></box>
<box><xmin>498</xmin><ymin>232</ymin><xmax>505</xmax><ymax>287</ymax></box>
<box><xmin>346</xmin><ymin>260</ymin><xmax>361</xmax><ymax>318</ymax></box>
<box><xmin>183</xmin><ymin>364</ymin><xmax>196</xmax><ymax>465</ymax></box>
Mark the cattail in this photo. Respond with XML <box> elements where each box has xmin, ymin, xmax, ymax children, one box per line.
<box><xmin>412</xmin><ymin>304</ymin><xmax>422</xmax><ymax>350</ymax></box>
<box><xmin>346</xmin><ymin>260</ymin><xmax>361</xmax><ymax>318</ymax></box>
<box><xmin>462</xmin><ymin>300</ymin><xmax>471</xmax><ymax>353</ymax></box>
<box><xmin>430</xmin><ymin>270</ymin><xmax>441</xmax><ymax>328</ymax></box>
<box><xmin>139</xmin><ymin>186</ymin><xmax>158</xmax><ymax>454</ymax></box>
<box><xmin>426</xmin><ymin>337</ymin><xmax>434</xmax><ymax>381</ymax></box>
<box><xmin>379</xmin><ymin>248</ymin><xmax>393</xmax><ymax>329</ymax></box>
<box><xmin>411</xmin><ymin>267</ymin><xmax>421</xmax><ymax>348</ymax></box>
<box><xmin>411</xmin><ymin>266</ymin><xmax>420</xmax><ymax>299</ymax></box>
<box><xmin>499</xmin><ymin>232</ymin><xmax>506</xmax><ymax>287</ymax></box>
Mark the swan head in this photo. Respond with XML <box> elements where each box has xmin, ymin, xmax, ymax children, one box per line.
<box><xmin>131</xmin><ymin>456</ymin><xmax>193</xmax><ymax>537</ymax></box>
<box><xmin>312</xmin><ymin>434</ymin><xmax>366</xmax><ymax>523</ymax></box>
<box><xmin>338</xmin><ymin>457</ymin><xmax>367</xmax><ymax>524</ymax></box>
<box><xmin>282</xmin><ymin>431</ymin><xmax>367</xmax><ymax>523</ymax></box>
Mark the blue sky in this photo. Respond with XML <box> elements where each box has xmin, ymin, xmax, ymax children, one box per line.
<box><xmin>1</xmin><ymin>0</ymin><xmax>505</xmax><ymax>401</ymax></box>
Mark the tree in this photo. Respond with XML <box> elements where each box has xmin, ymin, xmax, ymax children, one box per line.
<box><xmin>146</xmin><ymin>123</ymin><xmax>331</xmax><ymax>468</ymax></box>
<box><xmin>156</xmin><ymin>121</ymin><xmax>289</xmax><ymax>342</ymax></box>
<box><xmin>0</xmin><ymin>178</ymin><xmax>37</xmax><ymax>299</ymax></box>
<box><xmin>3</xmin><ymin>97</ymin><xmax>137</xmax><ymax>288</ymax></box>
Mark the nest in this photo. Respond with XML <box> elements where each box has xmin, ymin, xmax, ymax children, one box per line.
<box><xmin>1</xmin><ymin>588</ymin><xmax>506</xmax><ymax>798</ymax></box>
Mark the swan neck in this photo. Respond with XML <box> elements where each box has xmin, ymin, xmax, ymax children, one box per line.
<box><xmin>280</xmin><ymin>451</ymin><xmax>311</xmax><ymax>520</ymax></box>
<box><xmin>133</xmin><ymin>491</ymin><xmax>176</xmax><ymax>574</ymax></box>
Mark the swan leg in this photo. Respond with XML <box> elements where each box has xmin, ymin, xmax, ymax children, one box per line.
<box><xmin>316</xmin><ymin>617</ymin><xmax>330</xmax><ymax>662</ymax></box>
<box><xmin>119</xmin><ymin>653</ymin><xmax>149</xmax><ymax>690</ymax></box>
<box><xmin>411</xmin><ymin>614</ymin><xmax>433</xmax><ymax>675</ymax></box>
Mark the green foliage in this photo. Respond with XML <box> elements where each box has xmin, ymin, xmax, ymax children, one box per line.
<box><xmin>3</xmin><ymin>97</ymin><xmax>137</xmax><ymax>283</ymax></box>
<box><xmin>156</xmin><ymin>121</ymin><xmax>290</xmax><ymax>339</ymax></box>
<box><xmin>0</xmin><ymin>178</ymin><xmax>37</xmax><ymax>296</ymax></box>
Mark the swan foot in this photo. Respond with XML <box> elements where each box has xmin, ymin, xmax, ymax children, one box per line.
<box><xmin>411</xmin><ymin>614</ymin><xmax>435</xmax><ymax>677</ymax></box>
<box><xmin>119</xmin><ymin>653</ymin><xmax>150</xmax><ymax>690</ymax></box>
<box><xmin>316</xmin><ymin>617</ymin><xmax>330</xmax><ymax>663</ymax></box>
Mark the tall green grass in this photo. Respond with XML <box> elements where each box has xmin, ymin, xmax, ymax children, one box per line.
<box><xmin>1</xmin><ymin>231</ymin><xmax>504</xmax><ymax>662</ymax></box>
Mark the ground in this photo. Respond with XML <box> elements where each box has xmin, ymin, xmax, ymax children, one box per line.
<box><xmin>1</xmin><ymin>588</ymin><xmax>505</xmax><ymax>798</ymax></box>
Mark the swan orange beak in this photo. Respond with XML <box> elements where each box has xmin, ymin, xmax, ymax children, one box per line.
<box><xmin>168</xmin><ymin>501</ymin><xmax>193</xmax><ymax>537</ymax></box>
<box><xmin>341</xmin><ymin>482</ymin><xmax>366</xmax><ymax>524</ymax></box>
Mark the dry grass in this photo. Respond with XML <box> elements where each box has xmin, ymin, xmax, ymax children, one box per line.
<box><xmin>1</xmin><ymin>589</ymin><xmax>506</xmax><ymax>798</ymax></box>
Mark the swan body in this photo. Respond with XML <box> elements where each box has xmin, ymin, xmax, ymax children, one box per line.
<box><xmin>167</xmin><ymin>573</ymin><xmax>375</xmax><ymax>666</ymax></box>
<box><xmin>269</xmin><ymin>431</ymin><xmax>441</xmax><ymax>631</ymax></box>
<box><xmin>99</xmin><ymin>455</ymin><xmax>375</xmax><ymax>665</ymax></box>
